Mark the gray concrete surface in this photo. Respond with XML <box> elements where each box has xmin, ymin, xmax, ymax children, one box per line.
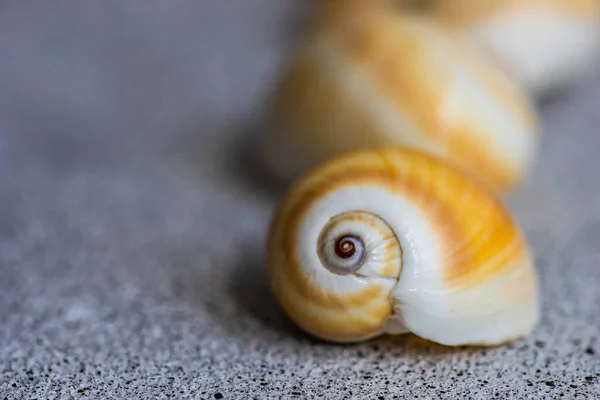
<box><xmin>1</xmin><ymin>1</ymin><xmax>600</xmax><ymax>399</ymax></box>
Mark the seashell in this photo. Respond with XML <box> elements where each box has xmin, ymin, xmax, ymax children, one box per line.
<box><xmin>427</xmin><ymin>0</ymin><xmax>600</xmax><ymax>96</ymax></box>
<box><xmin>266</xmin><ymin>147</ymin><xmax>540</xmax><ymax>346</ymax></box>
<box><xmin>262</xmin><ymin>11</ymin><xmax>539</xmax><ymax>194</ymax></box>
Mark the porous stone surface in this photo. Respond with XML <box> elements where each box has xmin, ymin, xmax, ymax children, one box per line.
<box><xmin>1</xmin><ymin>1</ymin><xmax>599</xmax><ymax>399</ymax></box>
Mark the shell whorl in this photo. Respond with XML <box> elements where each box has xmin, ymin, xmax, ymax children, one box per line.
<box><xmin>264</xmin><ymin>11</ymin><xmax>539</xmax><ymax>194</ymax></box>
<box><xmin>267</xmin><ymin>148</ymin><xmax>540</xmax><ymax>346</ymax></box>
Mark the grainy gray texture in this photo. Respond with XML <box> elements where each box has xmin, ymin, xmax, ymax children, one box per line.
<box><xmin>1</xmin><ymin>2</ymin><xmax>600</xmax><ymax>399</ymax></box>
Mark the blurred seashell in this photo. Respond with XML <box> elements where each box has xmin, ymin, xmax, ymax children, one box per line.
<box><xmin>267</xmin><ymin>147</ymin><xmax>540</xmax><ymax>346</ymax></box>
<box><xmin>427</xmin><ymin>0</ymin><xmax>600</xmax><ymax>95</ymax></box>
<box><xmin>263</xmin><ymin>12</ymin><xmax>539</xmax><ymax>194</ymax></box>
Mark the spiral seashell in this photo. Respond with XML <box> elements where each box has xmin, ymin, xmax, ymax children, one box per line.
<box><xmin>267</xmin><ymin>147</ymin><xmax>540</xmax><ymax>346</ymax></box>
<box><xmin>427</xmin><ymin>0</ymin><xmax>600</xmax><ymax>95</ymax></box>
<box><xmin>263</xmin><ymin>11</ymin><xmax>539</xmax><ymax>194</ymax></box>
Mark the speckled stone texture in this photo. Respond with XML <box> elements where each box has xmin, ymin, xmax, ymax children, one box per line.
<box><xmin>1</xmin><ymin>1</ymin><xmax>600</xmax><ymax>399</ymax></box>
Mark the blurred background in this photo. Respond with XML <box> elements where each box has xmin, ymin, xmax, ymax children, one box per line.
<box><xmin>1</xmin><ymin>1</ymin><xmax>305</xmax><ymax>174</ymax></box>
<box><xmin>1</xmin><ymin>1</ymin><xmax>600</xmax><ymax>398</ymax></box>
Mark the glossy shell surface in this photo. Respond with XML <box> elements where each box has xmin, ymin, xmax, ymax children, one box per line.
<box><xmin>267</xmin><ymin>148</ymin><xmax>540</xmax><ymax>346</ymax></box>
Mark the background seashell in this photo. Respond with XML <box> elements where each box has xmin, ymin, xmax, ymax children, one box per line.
<box><xmin>427</xmin><ymin>0</ymin><xmax>600</xmax><ymax>96</ymax></box>
<box><xmin>267</xmin><ymin>147</ymin><xmax>540</xmax><ymax>346</ymax></box>
<box><xmin>262</xmin><ymin>11</ymin><xmax>540</xmax><ymax>195</ymax></box>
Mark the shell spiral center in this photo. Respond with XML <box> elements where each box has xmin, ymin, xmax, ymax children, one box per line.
<box><xmin>316</xmin><ymin>210</ymin><xmax>402</xmax><ymax>278</ymax></box>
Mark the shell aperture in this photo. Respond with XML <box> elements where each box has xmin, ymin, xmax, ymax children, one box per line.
<box><xmin>267</xmin><ymin>148</ymin><xmax>540</xmax><ymax>346</ymax></box>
